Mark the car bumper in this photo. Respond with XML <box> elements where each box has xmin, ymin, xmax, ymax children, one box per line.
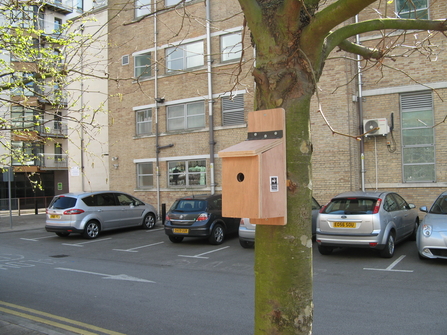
<box><xmin>239</xmin><ymin>226</ymin><xmax>255</xmax><ymax>242</ymax></box>
<box><xmin>45</xmin><ymin>225</ymin><xmax>84</xmax><ymax>234</ymax></box>
<box><xmin>164</xmin><ymin>223</ymin><xmax>210</xmax><ymax>237</ymax></box>
<box><xmin>316</xmin><ymin>232</ymin><xmax>384</xmax><ymax>249</ymax></box>
<box><xmin>417</xmin><ymin>232</ymin><xmax>447</xmax><ymax>259</ymax></box>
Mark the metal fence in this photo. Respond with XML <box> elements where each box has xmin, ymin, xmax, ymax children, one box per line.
<box><xmin>0</xmin><ymin>196</ymin><xmax>53</xmax><ymax>215</ymax></box>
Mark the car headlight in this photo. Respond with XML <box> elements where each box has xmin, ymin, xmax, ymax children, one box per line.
<box><xmin>422</xmin><ymin>224</ymin><xmax>432</xmax><ymax>237</ymax></box>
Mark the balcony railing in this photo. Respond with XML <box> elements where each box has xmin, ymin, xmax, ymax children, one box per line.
<box><xmin>40</xmin><ymin>0</ymin><xmax>74</xmax><ymax>14</ymax></box>
<box><xmin>38</xmin><ymin>122</ymin><xmax>68</xmax><ymax>137</ymax></box>
<box><xmin>38</xmin><ymin>153</ymin><xmax>68</xmax><ymax>169</ymax></box>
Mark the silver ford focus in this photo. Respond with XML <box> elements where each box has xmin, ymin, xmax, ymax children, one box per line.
<box><xmin>417</xmin><ymin>191</ymin><xmax>447</xmax><ymax>260</ymax></box>
<box><xmin>316</xmin><ymin>191</ymin><xmax>419</xmax><ymax>258</ymax></box>
<box><xmin>46</xmin><ymin>191</ymin><xmax>157</xmax><ymax>239</ymax></box>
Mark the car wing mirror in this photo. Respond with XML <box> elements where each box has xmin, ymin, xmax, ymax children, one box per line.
<box><xmin>419</xmin><ymin>206</ymin><xmax>428</xmax><ymax>212</ymax></box>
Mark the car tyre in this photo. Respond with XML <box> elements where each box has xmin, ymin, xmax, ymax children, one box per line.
<box><xmin>318</xmin><ymin>245</ymin><xmax>333</xmax><ymax>255</ymax></box>
<box><xmin>142</xmin><ymin>213</ymin><xmax>156</xmax><ymax>229</ymax></box>
<box><xmin>380</xmin><ymin>232</ymin><xmax>395</xmax><ymax>258</ymax></box>
<box><xmin>239</xmin><ymin>240</ymin><xmax>254</xmax><ymax>248</ymax></box>
<box><xmin>83</xmin><ymin>221</ymin><xmax>100</xmax><ymax>239</ymax></box>
<box><xmin>169</xmin><ymin>236</ymin><xmax>184</xmax><ymax>243</ymax></box>
<box><xmin>56</xmin><ymin>232</ymin><xmax>70</xmax><ymax>237</ymax></box>
<box><xmin>208</xmin><ymin>224</ymin><xmax>225</xmax><ymax>245</ymax></box>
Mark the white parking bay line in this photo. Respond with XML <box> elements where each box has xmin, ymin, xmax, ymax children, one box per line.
<box><xmin>62</xmin><ymin>238</ymin><xmax>112</xmax><ymax>247</ymax></box>
<box><xmin>21</xmin><ymin>236</ymin><xmax>54</xmax><ymax>242</ymax></box>
<box><xmin>179</xmin><ymin>246</ymin><xmax>230</xmax><ymax>259</ymax></box>
<box><xmin>145</xmin><ymin>228</ymin><xmax>164</xmax><ymax>233</ymax></box>
<box><xmin>363</xmin><ymin>255</ymin><xmax>413</xmax><ymax>273</ymax></box>
<box><xmin>113</xmin><ymin>241</ymin><xmax>164</xmax><ymax>252</ymax></box>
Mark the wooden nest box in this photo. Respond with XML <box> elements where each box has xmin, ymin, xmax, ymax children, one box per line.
<box><xmin>218</xmin><ymin>108</ymin><xmax>286</xmax><ymax>225</ymax></box>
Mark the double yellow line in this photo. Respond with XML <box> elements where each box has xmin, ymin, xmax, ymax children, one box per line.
<box><xmin>0</xmin><ymin>300</ymin><xmax>126</xmax><ymax>335</ymax></box>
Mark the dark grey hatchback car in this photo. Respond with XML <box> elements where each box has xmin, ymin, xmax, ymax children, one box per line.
<box><xmin>164</xmin><ymin>194</ymin><xmax>240</xmax><ymax>245</ymax></box>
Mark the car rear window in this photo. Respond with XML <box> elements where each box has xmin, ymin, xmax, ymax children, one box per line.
<box><xmin>173</xmin><ymin>199</ymin><xmax>207</xmax><ymax>212</ymax></box>
<box><xmin>49</xmin><ymin>196</ymin><xmax>77</xmax><ymax>209</ymax></box>
<box><xmin>323</xmin><ymin>198</ymin><xmax>376</xmax><ymax>214</ymax></box>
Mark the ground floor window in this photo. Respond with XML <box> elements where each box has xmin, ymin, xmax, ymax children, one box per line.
<box><xmin>136</xmin><ymin>162</ymin><xmax>154</xmax><ymax>189</ymax></box>
<box><xmin>401</xmin><ymin>91</ymin><xmax>435</xmax><ymax>182</ymax></box>
<box><xmin>168</xmin><ymin>160</ymin><xmax>206</xmax><ymax>187</ymax></box>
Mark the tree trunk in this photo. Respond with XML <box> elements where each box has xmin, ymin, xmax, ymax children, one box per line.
<box><xmin>254</xmin><ymin>82</ymin><xmax>315</xmax><ymax>334</ymax></box>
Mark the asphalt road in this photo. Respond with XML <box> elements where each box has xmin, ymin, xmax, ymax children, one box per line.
<box><xmin>1</xmin><ymin>220</ymin><xmax>446</xmax><ymax>335</ymax></box>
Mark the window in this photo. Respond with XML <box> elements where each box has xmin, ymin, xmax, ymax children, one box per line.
<box><xmin>168</xmin><ymin>160</ymin><xmax>206</xmax><ymax>187</ymax></box>
<box><xmin>11</xmin><ymin>106</ymin><xmax>37</xmax><ymax>130</ymax></box>
<box><xmin>11</xmin><ymin>141</ymin><xmax>42</xmax><ymax>166</ymax></box>
<box><xmin>166</xmin><ymin>41</ymin><xmax>204</xmax><ymax>72</ymax></box>
<box><xmin>122</xmin><ymin>55</ymin><xmax>129</xmax><ymax>66</ymax></box>
<box><xmin>137</xmin><ymin>163</ymin><xmax>154</xmax><ymax>189</ymax></box>
<box><xmin>165</xmin><ymin>0</ymin><xmax>192</xmax><ymax>6</ymax></box>
<box><xmin>134</xmin><ymin>53</ymin><xmax>151</xmax><ymax>79</ymax></box>
<box><xmin>396</xmin><ymin>0</ymin><xmax>428</xmax><ymax>19</ymax></box>
<box><xmin>77</xmin><ymin>0</ymin><xmax>84</xmax><ymax>12</ymax></box>
<box><xmin>222</xmin><ymin>95</ymin><xmax>244</xmax><ymax>126</ymax></box>
<box><xmin>401</xmin><ymin>91</ymin><xmax>435</xmax><ymax>182</ymax></box>
<box><xmin>136</xmin><ymin>109</ymin><xmax>152</xmax><ymax>135</ymax></box>
<box><xmin>221</xmin><ymin>32</ymin><xmax>242</xmax><ymax>62</ymax></box>
<box><xmin>54</xmin><ymin>17</ymin><xmax>62</xmax><ymax>33</ymax></box>
<box><xmin>135</xmin><ymin>0</ymin><xmax>151</xmax><ymax>18</ymax></box>
<box><xmin>11</xmin><ymin>72</ymin><xmax>36</xmax><ymax>97</ymax></box>
<box><xmin>167</xmin><ymin>102</ymin><xmax>205</xmax><ymax>131</ymax></box>
<box><xmin>54</xmin><ymin>143</ymin><xmax>63</xmax><ymax>162</ymax></box>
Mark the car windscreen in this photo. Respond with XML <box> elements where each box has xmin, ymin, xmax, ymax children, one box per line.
<box><xmin>429</xmin><ymin>195</ymin><xmax>447</xmax><ymax>214</ymax></box>
<box><xmin>323</xmin><ymin>198</ymin><xmax>376</xmax><ymax>214</ymax></box>
<box><xmin>49</xmin><ymin>196</ymin><xmax>77</xmax><ymax>209</ymax></box>
<box><xmin>173</xmin><ymin>199</ymin><xmax>207</xmax><ymax>212</ymax></box>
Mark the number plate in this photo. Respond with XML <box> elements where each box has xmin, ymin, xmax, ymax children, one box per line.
<box><xmin>173</xmin><ymin>228</ymin><xmax>189</xmax><ymax>234</ymax></box>
<box><xmin>333</xmin><ymin>222</ymin><xmax>356</xmax><ymax>228</ymax></box>
<box><xmin>49</xmin><ymin>214</ymin><xmax>61</xmax><ymax>219</ymax></box>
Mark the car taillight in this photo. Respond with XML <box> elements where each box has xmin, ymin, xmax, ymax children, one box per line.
<box><xmin>63</xmin><ymin>209</ymin><xmax>85</xmax><ymax>215</ymax></box>
<box><xmin>373</xmin><ymin>198</ymin><xmax>382</xmax><ymax>214</ymax></box>
<box><xmin>319</xmin><ymin>203</ymin><xmax>329</xmax><ymax>213</ymax></box>
<box><xmin>196</xmin><ymin>213</ymin><xmax>208</xmax><ymax>221</ymax></box>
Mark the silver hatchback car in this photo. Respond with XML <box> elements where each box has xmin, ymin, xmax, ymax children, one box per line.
<box><xmin>316</xmin><ymin>191</ymin><xmax>419</xmax><ymax>258</ymax></box>
<box><xmin>45</xmin><ymin>191</ymin><xmax>157</xmax><ymax>239</ymax></box>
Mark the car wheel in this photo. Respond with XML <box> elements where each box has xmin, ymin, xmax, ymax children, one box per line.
<box><xmin>169</xmin><ymin>235</ymin><xmax>184</xmax><ymax>243</ymax></box>
<box><xmin>83</xmin><ymin>221</ymin><xmax>100</xmax><ymax>239</ymax></box>
<box><xmin>239</xmin><ymin>240</ymin><xmax>254</xmax><ymax>248</ymax></box>
<box><xmin>380</xmin><ymin>232</ymin><xmax>395</xmax><ymax>258</ymax></box>
<box><xmin>409</xmin><ymin>219</ymin><xmax>419</xmax><ymax>241</ymax></box>
<box><xmin>55</xmin><ymin>232</ymin><xmax>70</xmax><ymax>237</ymax></box>
<box><xmin>318</xmin><ymin>245</ymin><xmax>333</xmax><ymax>255</ymax></box>
<box><xmin>209</xmin><ymin>224</ymin><xmax>225</xmax><ymax>245</ymax></box>
<box><xmin>142</xmin><ymin>213</ymin><xmax>156</xmax><ymax>229</ymax></box>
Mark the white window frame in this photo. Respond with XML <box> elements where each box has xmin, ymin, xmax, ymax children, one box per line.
<box><xmin>220</xmin><ymin>32</ymin><xmax>242</xmax><ymax>62</ymax></box>
<box><xmin>136</xmin><ymin>108</ymin><xmax>152</xmax><ymax>136</ymax></box>
<box><xmin>165</xmin><ymin>0</ymin><xmax>193</xmax><ymax>6</ymax></box>
<box><xmin>396</xmin><ymin>0</ymin><xmax>429</xmax><ymax>19</ymax></box>
<box><xmin>136</xmin><ymin>162</ymin><xmax>154</xmax><ymax>189</ymax></box>
<box><xmin>135</xmin><ymin>0</ymin><xmax>151</xmax><ymax>18</ymax></box>
<box><xmin>401</xmin><ymin>91</ymin><xmax>435</xmax><ymax>182</ymax></box>
<box><xmin>168</xmin><ymin>160</ymin><xmax>206</xmax><ymax>187</ymax></box>
<box><xmin>134</xmin><ymin>53</ymin><xmax>151</xmax><ymax>79</ymax></box>
<box><xmin>167</xmin><ymin>101</ymin><xmax>205</xmax><ymax>131</ymax></box>
<box><xmin>166</xmin><ymin>41</ymin><xmax>204</xmax><ymax>72</ymax></box>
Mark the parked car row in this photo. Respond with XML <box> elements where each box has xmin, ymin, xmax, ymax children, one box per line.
<box><xmin>45</xmin><ymin>190</ymin><xmax>447</xmax><ymax>260</ymax></box>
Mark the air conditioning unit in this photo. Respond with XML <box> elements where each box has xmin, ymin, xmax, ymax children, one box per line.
<box><xmin>363</xmin><ymin>118</ymin><xmax>390</xmax><ymax>137</ymax></box>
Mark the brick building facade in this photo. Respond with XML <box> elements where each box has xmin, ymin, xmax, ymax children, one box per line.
<box><xmin>107</xmin><ymin>0</ymin><xmax>447</xmax><ymax>216</ymax></box>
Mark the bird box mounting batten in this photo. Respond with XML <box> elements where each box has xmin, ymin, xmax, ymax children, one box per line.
<box><xmin>218</xmin><ymin>108</ymin><xmax>287</xmax><ymax>225</ymax></box>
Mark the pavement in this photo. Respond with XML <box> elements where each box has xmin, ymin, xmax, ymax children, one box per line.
<box><xmin>0</xmin><ymin>210</ymin><xmax>81</xmax><ymax>335</ymax></box>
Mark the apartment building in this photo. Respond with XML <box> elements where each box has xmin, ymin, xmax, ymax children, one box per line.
<box><xmin>107</xmin><ymin>0</ymin><xmax>447</xmax><ymax>214</ymax></box>
<box><xmin>0</xmin><ymin>0</ymin><xmax>109</xmax><ymax>207</ymax></box>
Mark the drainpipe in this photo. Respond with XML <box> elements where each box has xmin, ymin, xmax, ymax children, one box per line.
<box><xmin>80</xmin><ymin>23</ymin><xmax>85</xmax><ymax>192</ymax></box>
<box><xmin>355</xmin><ymin>15</ymin><xmax>365</xmax><ymax>192</ymax></box>
<box><xmin>205</xmin><ymin>0</ymin><xmax>216</xmax><ymax>194</ymax></box>
<box><xmin>154</xmin><ymin>12</ymin><xmax>161</xmax><ymax>217</ymax></box>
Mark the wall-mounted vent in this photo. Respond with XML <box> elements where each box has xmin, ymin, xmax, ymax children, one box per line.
<box><xmin>363</xmin><ymin>118</ymin><xmax>390</xmax><ymax>137</ymax></box>
<box><xmin>122</xmin><ymin>55</ymin><xmax>129</xmax><ymax>66</ymax></box>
